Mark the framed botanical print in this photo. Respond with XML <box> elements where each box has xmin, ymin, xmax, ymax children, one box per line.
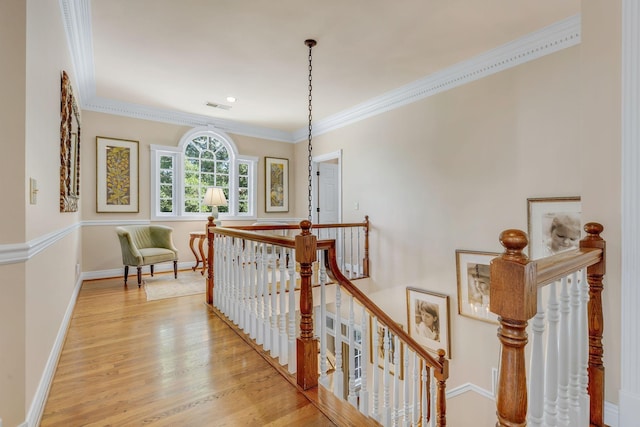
<box><xmin>455</xmin><ymin>250</ymin><xmax>499</xmax><ymax>324</ymax></box>
<box><xmin>265</xmin><ymin>157</ymin><xmax>289</xmax><ymax>212</ymax></box>
<box><xmin>406</xmin><ymin>288</ymin><xmax>451</xmax><ymax>358</ymax></box>
<box><xmin>96</xmin><ymin>137</ymin><xmax>139</xmax><ymax>212</ymax></box>
<box><xmin>527</xmin><ymin>197</ymin><xmax>581</xmax><ymax>259</ymax></box>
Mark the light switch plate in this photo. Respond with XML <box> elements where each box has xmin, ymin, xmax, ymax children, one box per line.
<box><xmin>30</xmin><ymin>178</ymin><xmax>38</xmax><ymax>204</ymax></box>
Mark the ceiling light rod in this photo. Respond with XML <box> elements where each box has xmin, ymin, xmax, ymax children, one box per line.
<box><xmin>305</xmin><ymin>39</ymin><xmax>316</xmax><ymax>221</ymax></box>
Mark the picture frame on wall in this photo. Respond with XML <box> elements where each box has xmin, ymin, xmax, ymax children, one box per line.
<box><xmin>455</xmin><ymin>250</ymin><xmax>500</xmax><ymax>324</ymax></box>
<box><xmin>60</xmin><ymin>70</ymin><xmax>81</xmax><ymax>212</ymax></box>
<box><xmin>406</xmin><ymin>287</ymin><xmax>451</xmax><ymax>358</ymax></box>
<box><xmin>265</xmin><ymin>157</ymin><xmax>289</xmax><ymax>212</ymax></box>
<box><xmin>527</xmin><ymin>196</ymin><xmax>581</xmax><ymax>259</ymax></box>
<box><xmin>96</xmin><ymin>136</ymin><xmax>139</xmax><ymax>213</ymax></box>
<box><xmin>369</xmin><ymin>321</ymin><xmax>404</xmax><ymax>379</ymax></box>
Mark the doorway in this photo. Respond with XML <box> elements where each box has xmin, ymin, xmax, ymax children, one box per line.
<box><xmin>311</xmin><ymin>150</ymin><xmax>342</xmax><ymax>225</ymax></box>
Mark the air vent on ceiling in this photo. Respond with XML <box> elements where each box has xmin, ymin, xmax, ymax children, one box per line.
<box><xmin>206</xmin><ymin>102</ymin><xmax>232</xmax><ymax>110</ymax></box>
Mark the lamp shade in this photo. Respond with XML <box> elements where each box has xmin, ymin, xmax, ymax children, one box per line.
<box><xmin>203</xmin><ymin>187</ymin><xmax>227</xmax><ymax>207</ymax></box>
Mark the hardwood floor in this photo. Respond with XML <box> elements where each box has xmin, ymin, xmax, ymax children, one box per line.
<box><xmin>40</xmin><ymin>273</ymin><xmax>335</xmax><ymax>426</ymax></box>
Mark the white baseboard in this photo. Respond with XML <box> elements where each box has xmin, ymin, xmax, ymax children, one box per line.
<box><xmin>618</xmin><ymin>389</ymin><xmax>640</xmax><ymax>427</ymax></box>
<box><xmin>82</xmin><ymin>261</ymin><xmax>196</xmax><ymax>281</ymax></box>
<box><xmin>24</xmin><ymin>274</ymin><xmax>83</xmax><ymax>427</ymax></box>
<box><xmin>447</xmin><ymin>383</ymin><xmax>619</xmax><ymax>426</ymax></box>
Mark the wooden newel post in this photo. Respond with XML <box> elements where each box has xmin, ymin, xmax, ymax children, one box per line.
<box><xmin>580</xmin><ymin>222</ymin><xmax>606</xmax><ymax>427</ymax></box>
<box><xmin>490</xmin><ymin>230</ymin><xmax>537</xmax><ymax>427</ymax></box>
<box><xmin>363</xmin><ymin>215</ymin><xmax>370</xmax><ymax>277</ymax></box>
<box><xmin>434</xmin><ymin>349</ymin><xmax>449</xmax><ymax>427</ymax></box>
<box><xmin>295</xmin><ymin>220</ymin><xmax>318</xmax><ymax>390</ymax></box>
<box><xmin>206</xmin><ymin>216</ymin><xmax>215</xmax><ymax>305</ymax></box>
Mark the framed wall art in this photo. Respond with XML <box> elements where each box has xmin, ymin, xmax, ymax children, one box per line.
<box><xmin>369</xmin><ymin>321</ymin><xmax>404</xmax><ymax>379</ymax></box>
<box><xmin>455</xmin><ymin>250</ymin><xmax>499</xmax><ymax>324</ymax></box>
<box><xmin>406</xmin><ymin>287</ymin><xmax>451</xmax><ymax>358</ymax></box>
<box><xmin>96</xmin><ymin>136</ymin><xmax>139</xmax><ymax>213</ymax></box>
<box><xmin>60</xmin><ymin>70</ymin><xmax>81</xmax><ymax>212</ymax></box>
<box><xmin>265</xmin><ymin>157</ymin><xmax>289</xmax><ymax>212</ymax></box>
<box><xmin>527</xmin><ymin>197</ymin><xmax>581</xmax><ymax>259</ymax></box>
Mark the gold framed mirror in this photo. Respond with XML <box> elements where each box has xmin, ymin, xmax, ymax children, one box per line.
<box><xmin>60</xmin><ymin>70</ymin><xmax>81</xmax><ymax>212</ymax></box>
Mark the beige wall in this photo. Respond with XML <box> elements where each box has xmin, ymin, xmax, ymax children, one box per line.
<box><xmin>0</xmin><ymin>1</ymin><xmax>27</xmax><ymax>423</ymax></box>
<box><xmin>80</xmin><ymin>111</ymin><xmax>296</xmax><ymax>274</ymax></box>
<box><xmin>296</xmin><ymin>43</ymin><xmax>621</xmax><ymax>424</ymax></box>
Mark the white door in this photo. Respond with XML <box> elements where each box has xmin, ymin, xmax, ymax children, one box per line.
<box><xmin>316</xmin><ymin>161</ymin><xmax>339</xmax><ymax>224</ymax></box>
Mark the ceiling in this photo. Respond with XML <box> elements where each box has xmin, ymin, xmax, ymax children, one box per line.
<box><xmin>65</xmin><ymin>1</ymin><xmax>580</xmax><ymax>141</ymax></box>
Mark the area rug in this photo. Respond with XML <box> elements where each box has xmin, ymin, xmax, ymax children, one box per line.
<box><xmin>143</xmin><ymin>271</ymin><xmax>206</xmax><ymax>301</ymax></box>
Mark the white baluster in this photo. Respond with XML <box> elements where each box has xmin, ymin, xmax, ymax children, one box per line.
<box><xmin>545</xmin><ymin>281</ymin><xmax>560</xmax><ymax>426</ymax></box>
<box><xmin>256</xmin><ymin>243</ymin><xmax>265</xmax><ymax>346</ymax></box>
<box><xmin>334</xmin><ymin>286</ymin><xmax>344</xmax><ymax>398</ymax></box>
<box><xmin>403</xmin><ymin>344</ymin><xmax>410</xmax><ymax>427</ymax></box>
<box><xmin>558</xmin><ymin>276</ymin><xmax>570</xmax><ymax>426</ymax></box>
<box><xmin>237</xmin><ymin>238</ymin><xmax>246</xmax><ymax>331</ymax></box>
<box><xmin>249</xmin><ymin>241</ymin><xmax>258</xmax><ymax>340</ymax></box>
<box><xmin>411</xmin><ymin>353</ymin><xmax>419</xmax><ymax>426</ymax></box>
<box><xmin>269</xmin><ymin>244</ymin><xmax>278</xmax><ymax>357</ymax></box>
<box><xmin>422</xmin><ymin>365</ymin><xmax>428</xmax><ymax>427</ymax></box>
<box><xmin>393</xmin><ymin>333</ymin><xmax>401</xmax><ymax>426</ymax></box>
<box><xmin>569</xmin><ymin>271</ymin><xmax>581</xmax><ymax>425</ymax></box>
<box><xmin>278</xmin><ymin>245</ymin><xmax>287</xmax><ymax>364</ymax></box>
<box><xmin>529</xmin><ymin>288</ymin><xmax>546</xmax><ymax>427</ymax></box>
<box><xmin>372</xmin><ymin>317</ymin><xmax>380</xmax><ymax>422</ymax></box>
<box><xmin>579</xmin><ymin>269</ymin><xmax>590</xmax><ymax>426</ymax></box>
<box><xmin>359</xmin><ymin>307</ymin><xmax>369</xmax><ymax>416</ymax></box>
<box><xmin>287</xmin><ymin>248</ymin><xmax>297</xmax><ymax>374</ymax></box>
<box><xmin>383</xmin><ymin>327</ymin><xmax>391</xmax><ymax>427</ymax></box>
<box><xmin>319</xmin><ymin>250</ymin><xmax>329</xmax><ymax>386</ymax></box>
<box><xmin>430</xmin><ymin>367</ymin><xmax>436</xmax><ymax>427</ymax></box>
<box><xmin>348</xmin><ymin>296</ymin><xmax>357</xmax><ymax>407</ymax></box>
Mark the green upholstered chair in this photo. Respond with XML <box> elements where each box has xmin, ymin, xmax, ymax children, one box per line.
<box><xmin>116</xmin><ymin>225</ymin><xmax>179</xmax><ymax>286</ymax></box>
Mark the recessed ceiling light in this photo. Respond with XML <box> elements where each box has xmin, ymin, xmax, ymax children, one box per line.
<box><xmin>226</xmin><ymin>96</ymin><xmax>237</xmax><ymax>103</ymax></box>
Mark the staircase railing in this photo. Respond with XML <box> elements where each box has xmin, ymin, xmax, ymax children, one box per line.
<box><xmin>490</xmin><ymin>223</ymin><xmax>606</xmax><ymax>427</ymax></box>
<box><xmin>206</xmin><ymin>218</ymin><xmax>448</xmax><ymax>427</ymax></box>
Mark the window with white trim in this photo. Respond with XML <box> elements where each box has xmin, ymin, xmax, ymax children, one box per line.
<box><xmin>151</xmin><ymin>128</ymin><xmax>257</xmax><ymax>220</ymax></box>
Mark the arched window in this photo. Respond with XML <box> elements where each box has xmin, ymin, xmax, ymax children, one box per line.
<box><xmin>151</xmin><ymin>127</ymin><xmax>257</xmax><ymax>220</ymax></box>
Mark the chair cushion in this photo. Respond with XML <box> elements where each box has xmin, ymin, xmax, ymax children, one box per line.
<box><xmin>139</xmin><ymin>248</ymin><xmax>177</xmax><ymax>265</ymax></box>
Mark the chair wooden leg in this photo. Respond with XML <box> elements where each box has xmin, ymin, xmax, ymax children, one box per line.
<box><xmin>150</xmin><ymin>265</ymin><xmax>155</xmax><ymax>277</ymax></box>
<box><xmin>124</xmin><ymin>265</ymin><xmax>129</xmax><ymax>285</ymax></box>
<box><xmin>137</xmin><ymin>267</ymin><xmax>142</xmax><ymax>287</ymax></box>
<box><xmin>173</xmin><ymin>260</ymin><xmax>178</xmax><ymax>279</ymax></box>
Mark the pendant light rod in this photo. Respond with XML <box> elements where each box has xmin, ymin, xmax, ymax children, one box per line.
<box><xmin>305</xmin><ymin>39</ymin><xmax>316</xmax><ymax>221</ymax></box>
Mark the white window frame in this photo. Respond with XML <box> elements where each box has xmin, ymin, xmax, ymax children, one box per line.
<box><xmin>151</xmin><ymin>127</ymin><xmax>257</xmax><ymax>221</ymax></box>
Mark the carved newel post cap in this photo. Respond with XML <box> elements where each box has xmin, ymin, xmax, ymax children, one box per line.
<box><xmin>299</xmin><ymin>220</ymin><xmax>312</xmax><ymax>236</ymax></box>
<box><xmin>584</xmin><ymin>222</ymin><xmax>603</xmax><ymax>237</ymax></box>
<box><xmin>499</xmin><ymin>229</ymin><xmax>528</xmax><ymax>259</ymax></box>
<box><xmin>207</xmin><ymin>216</ymin><xmax>215</xmax><ymax>227</ymax></box>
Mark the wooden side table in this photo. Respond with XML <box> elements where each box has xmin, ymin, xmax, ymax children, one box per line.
<box><xmin>189</xmin><ymin>231</ymin><xmax>207</xmax><ymax>275</ymax></box>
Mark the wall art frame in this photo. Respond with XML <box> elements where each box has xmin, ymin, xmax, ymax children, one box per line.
<box><xmin>60</xmin><ymin>70</ymin><xmax>81</xmax><ymax>212</ymax></box>
<box><xmin>96</xmin><ymin>136</ymin><xmax>139</xmax><ymax>213</ymax></box>
<box><xmin>265</xmin><ymin>156</ymin><xmax>289</xmax><ymax>212</ymax></box>
<box><xmin>406</xmin><ymin>287</ymin><xmax>451</xmax><ymax>358</ymax></box>
<box><xmin>455</xmin><ymin>249</ymin><xmax>500</xmax><ymax>324</ymax></box>
<box><xmin>527</xmin><ymin>196</ymin><xmax>582</xmax><ymax>259</ymax></box>
<box><xmin>369</xmin><ymin>321</ymin><xmax>404</xmax><ymax>379</ymax></box>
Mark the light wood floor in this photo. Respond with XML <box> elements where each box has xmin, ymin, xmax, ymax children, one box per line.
<box><xmin>40</xmin><ymin>272</ymin><xmax>335</xmax><ymax>426</ymax></box>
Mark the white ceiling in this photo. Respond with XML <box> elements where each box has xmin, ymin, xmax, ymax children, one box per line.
<box><xmin>64</xmin><ymin>1</ymin><xmax>580</xmax><ymax>141</ymax></box>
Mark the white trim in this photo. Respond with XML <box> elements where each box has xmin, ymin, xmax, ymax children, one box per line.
<box><xmin>60</xmin><ymin>0</ymin><xmax>581</xmax><ymax>143</ymax></box>
<box><xmin>621</xmin><ymin>1</ymin><xmax>640</xmax><ymax>426</ymax></box>
<box><xmin>446</xmin><ymin>382</ymin><xmax>495</xmax><ymax>401</ymax></box>
<box><xmin>0</xmin><ymin>224</ymin><xmax>80</xmax><ymax>265</ymax></box>
<box><xmin>292</xmin><ymin>14</ymin><xmax>581</xmax><ymax>142</ymax></box>
<box><xmin>25</xmin><ymin>274</ymin><xmax>83</xmax><ymax>427</ymax></box>
<box><xmin>311</xmin><ymin>150</ymin><xmax>343</xmax><ymax>224</ymax></box>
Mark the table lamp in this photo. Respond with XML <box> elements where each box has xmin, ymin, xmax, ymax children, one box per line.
<box><xmin>203</xmin><ymin>187</ymin><xmax>227</xmax><ymax>222</ymax></box>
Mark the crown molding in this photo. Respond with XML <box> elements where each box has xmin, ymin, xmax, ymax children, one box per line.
<box><xmin>293</xmin><ymin>14</ymin><xmax>581</xmax><ymax>142</ymax></box>
<box><xmin>60</xmin><ymin>0</ymin><xmax>580</xmax><ymax>144</ymax></box>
